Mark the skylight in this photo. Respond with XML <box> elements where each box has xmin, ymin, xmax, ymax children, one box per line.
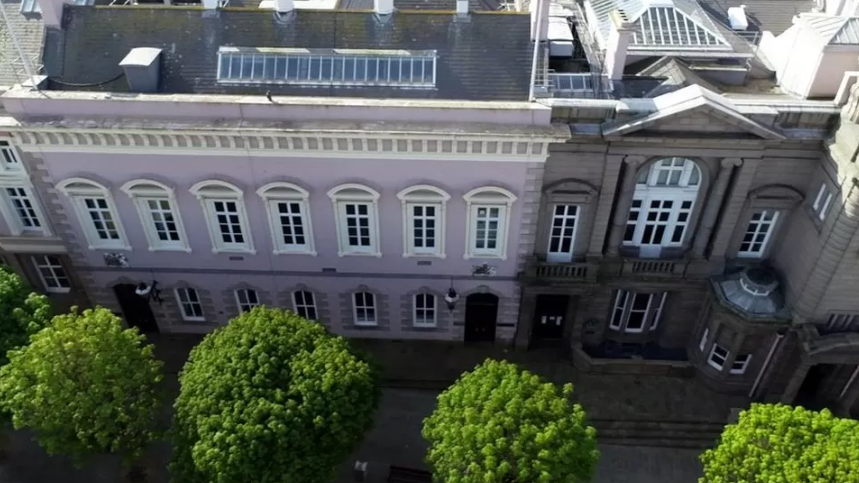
<box><xmin>631</xmin><ymin>6</ymin><xmax>728</xmax><ymax>48</ymax></box>
<box><xmin>217</xmin><ymin>48</ymin><xmax>437</xmax><ymax>88</ymax></box>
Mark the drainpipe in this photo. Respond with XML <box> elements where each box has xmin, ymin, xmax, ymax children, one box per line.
<box><xmin>527</xmin><ymin>0</ymin><xmax>545</xmax><ymax>102</ymax></box>
<box><xmin>749</xmin><ymin>330</ymin><xmax>786</xmax><ymax>399</ymax></box>
<box><xmin>839</xmin><ymin>364</ymin><xmax>859</xmax><ymax>399</ymax></box>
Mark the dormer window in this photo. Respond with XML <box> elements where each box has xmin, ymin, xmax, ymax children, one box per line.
<box><xmin>0</xmin><ymin>141</ymin><xmax>22</xmax><ymax>173</ymax></box>
<box><xmin>217</xmin><ymin>47</ymin><xmax>437</xmax><ymax>88</ymax></box>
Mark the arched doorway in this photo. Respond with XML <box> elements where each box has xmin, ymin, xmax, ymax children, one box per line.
<box><xmin>113</xmin><ymin>283</ymin><xmax>159</xmax><ymax>333</ymax></box>
<box><xmin>464</xmin><ymin>293</ymin><xmax>498</xmax><ymax>343</ymax></box>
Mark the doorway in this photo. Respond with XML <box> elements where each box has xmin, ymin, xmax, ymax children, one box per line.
<box><xmin>464</xmin><ymin>293</ymin><xmax>498</xmax><ymax>343</ymax></box>
<box><xmin>113</xmin><ymin>284</ymin><xmax>159</xmax><ymax>333</ymax></box>
<box><xmin>532</xmin><ymin>294</ymin><xmax>569</xmax><ymax>344</ymax></box>
<box><xmin>795</xmin><ymin>364</ymin><xmax>838</xmax><ymax>411</ymax></box>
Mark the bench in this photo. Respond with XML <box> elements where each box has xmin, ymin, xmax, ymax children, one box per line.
<box><xmin>387</xmin><ymin>465</ymin><xmax>433</xmax><ymax>483</ymax></box>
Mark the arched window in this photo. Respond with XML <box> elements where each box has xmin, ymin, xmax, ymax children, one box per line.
<box><xmin>352</xmin><ymin>291</ymin><xmax>377</xmax><ymax>326</ymax></box>
<box><xmin>463</xmin><ymin>186</ymin><xmax>517</xmax><ymax>260</ymax></box>
<box><xmin>328</xmin><ymin>184</ymin><xmax>381</xmax><ymax>257</ymax></box>
<box><xmin>57</xmin><ymin>177</ymin><xmax>129</xmax><ymax>250</ymax></box>
<box><xmin>624</xmin><ymin>158</ymin><xmax>701</xmax><ymax>257</ymax></box>
<box><xmin>292</xmin><ymin>290</ymin><xmax>317</xmax><ymax>320</ymax></box>
<box><xmin>257</xmin><ymin>182</ymin><xmax>315</xmax><ymax>255</ymax></box>
<box><xmin>397</xmin><ymin>185</ymin><xmax>451</xmax><ymax>258</ymax></box>
<box><xmin>121</xmin><ymin>179</ymin><xmax>189</xmax><ymax>252</ymax></box>
<box><xmin>413</xmin><ymin>292</ymin><xmax>437</xmax><ymax>327</ymax></box>
<box><xmin>190</xmin><ymin>180</ymin><xmax>254</xmax><ymax>254</ymax></box>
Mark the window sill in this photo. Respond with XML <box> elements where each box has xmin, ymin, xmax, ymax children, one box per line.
<box><xmin>88</xmin><ymin>244</ymin><xmax>133</xmax><ymax>251</ymax></box>
<box><xmin>463</xmin><ymin>253</ymin><xmax>506</xmax><ymax>260</ymax></box>
<box><xmin>273</xmin><ymin>250</ymin><xmax>317</xmax><ymax>256</ymax></box>
<box><xmin>351</xmin><ymin>323</ymin><xmax>381</xmax><ymax>329</ymax></box>
<box><xmin>212</xmin><ymin>247</ymin><xmax>257</xmax><ymax>255</ymax></box>
<box><xmin>148</xmin><ymin>246</ymin><xmax>192</xmax><ymax>253</ymax></box>
<box><xmin>181</xmin><ymin>318</ymin><xmax>207</xmax><ymax>323</ymax></box>
<box><xmin>411</xmin><ymin>324</ymin><xmax>438</xmax><ymax>330</ymax></box>
<box><xmin>706</xmin><ymin>360</ymin><xmax>724</xmax><ymax>371</ymax></box>
<box><xmin>338</xmin><ymin>251</ymin><xmax>382</xmax><ymax>258</ymax></box>
<box><xmin>45</xmin><ymin>288</ymin><xmax>72</xmax><ymax>294</ymax></box>
<box><xmin>403</xmin><ymin>252</ymin><xmax>446</xmax><ymax>259</ymax></box>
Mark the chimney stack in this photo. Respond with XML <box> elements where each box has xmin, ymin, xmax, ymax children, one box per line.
<box><xmin>201</xmin><ymin>0</ymin><xmax>218</xmax><ymax>8</ymax></box>
<box><xmin>530</xmin><ymin>0</ymin><xmax>549</xmax><ymax>41</ymax></box>
<box><xmin>274</xmin><ymin>0</ymin><xmax>293</xmax><ymax>12</ymax></box>
<box><xmin>119</xmin><ymin>48</ymin><xmax>162</xmax><ymax>93</ymax></box>
<box><xmin>374</xmin><ymin>0</ymin><xmax>393</xmax><ymax>14</ymax></box>
<box><xmin>456</xmin><ymin>0</ymin><xmax>468</xmax><ymax>15</ymax></box>
<box><xmin>35</xmin><ymin>0</ymin><xmax>73</xmax><ymax>27</ymax></box>
<box><xmin>605</xmin><ymin>9</ymin><xmax>633</xmax><ymax>81</ymax></box>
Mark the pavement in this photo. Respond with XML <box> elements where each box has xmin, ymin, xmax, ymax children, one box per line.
<box><xmin>0</xmin><ymin>335</ymin><xmax>732</xmax><ymax>483</ymax></box>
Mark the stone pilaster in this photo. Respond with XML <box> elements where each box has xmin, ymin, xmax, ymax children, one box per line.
<box><xmin>692</xmin><ymin>158</ymin><xmax>741</xmax><ymax>257</ymax></box>
<box><xmin>587</xmin><ymin>154</ymin><xmax>625</xmax><ymax>257</ymax></box>
<box><xmin>709</xmin><ymin>158</ymin><xmax>761</xmax><ymax>258</ymax></box>
<box><xmin>606</xmin><ymin>156</ymin><xmax>645</xmax><ymax>256</ymax></box>
<box><xmin>781</xmin><ymin>361</ymin><xmax>812</xmax><ymax>404</ymax></box>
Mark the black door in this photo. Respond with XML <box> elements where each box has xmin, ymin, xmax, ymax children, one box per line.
<box><xmin>464</xmin><ymin>293</ymin><xmax>498</xmax><ymax>343</ymax></box>
<box><xmin>113</xmin><ymin>284</ymin><xmax>159</xmax><ymax>333</ymax></box>
<box><xmin>795</xmin><ymin>364</ymin><xmax>837</xmax><ymax>411</ymax></box>
<box><xmin>532</xmin><ymin>294</ymin><xmax>569</xmax><ymax>341</ymax></box>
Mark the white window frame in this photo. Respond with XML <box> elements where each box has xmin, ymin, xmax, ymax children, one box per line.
<box><xmin>0</xmin><ymin>181</ymin><xmax>50</xmax><ymax>236</ymax></box>
<box><xmin>737</xmin><ymin>210</ymin><xmax>779</xmax><ymax>258</ymax></box>
<box><xmin>826</xmin><ymin>313</ymin><xmax>857</xmax><ymax>332</ymax></box>
<box><xmin>56</xmin><ymin>178</ymin><xmax>130</xmax><ymax>250</ymax></box>
<box><xmin>190</xmin><ymin>180</ymin><xmax>255</xmax><ymax>254</ymax></box>
<box><xmin>397</xmin><ymin>185</ymin><xmax>450</xmax><ymax>259</ymax></box>
<box><xmin>234</xmin><ymin>288</ymin><xmax>260</xmax><ymax>313</ymax></box>
<box><xmin>121</xmin><ymin>179</ymin><xmax>190</xmax><ymax>252</ymax></box>
<box><xmin>546</xmin><ymin>204</ymin><xmax>580</xmax><ymax>263</ymax></box>
<box><xmin>812</xmin><ymin>182</ymin><xmax>834</xmax><ymax>221</ymax></box>
<box><xmin>32</xmin><ymin>255</ymin><xmax>70</xmax><ymax>293</ymax></box>
<box><xmin>175</xmin><ymin>287</ymin><xmax>205</xmax><ymax>322</ymax></box>
<box><xmin>609</xmin><ymin>290</ymin><xmax>666</xmax><ymax>333</ymax></box>
<box><xmin>0</xmin><ymin>141</ymin><xmax>24</xmax><ymax>173</ymax></box>
<box><xmin>257</xmin><ymin>182</ymin><xmax>316</xmax><ymax>256</ymax></box>
<box><xmin>413</xmin><ymin>293</ymin><xmax>437</xmax><ymax>328</ymax></box>
<box><xmin>328</xmin><ymin>184</ymin><xmax>381</xmax><ymax>257</ymax></box>
<box><xmin>292</xmin><ymin>290</ymin><xmax>318</xmax><ymax>320</ymax></box>
<box><xmin>352</xmin><ymin>291</ymin><xmax>378</xmax><ymax>326</ymax></box>
<box><xmin>463</xmin><ymin>186</ymin><xmax>517</xmax><ymax>260</ymax></box>
<box><xmin>707</xmin><ymin>343</ymin><xmax>729</xmax><ymax>370</ymax></box>
<box><xmin>730</xmin><ymin>354</ymin><xmax>751</xmax><ymax>375</ymax></box>
<box><xmin>699</xmin><ymin>327</ymin><xmax>709</xmax><ymax>352</ymax></box>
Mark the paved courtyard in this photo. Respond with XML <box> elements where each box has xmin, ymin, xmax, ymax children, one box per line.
<box><xmin>0</xmin><ymin>335</ymin><xmax>730</xmax><ymax>482</ymax></box>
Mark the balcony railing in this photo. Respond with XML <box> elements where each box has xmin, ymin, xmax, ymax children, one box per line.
<box><xmin>620</xmin><ymin>258</ymin><xmax>689</xmax><ymax>278</ymax></box>
<box><xmin>524</xmin><ymin>260</ymin><xmax>596</xmax><ymax>282</ymax></box>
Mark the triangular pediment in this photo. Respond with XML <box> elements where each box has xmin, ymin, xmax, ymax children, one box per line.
<box><xmin>602</xmin><ymin>85</ymin><xmax>785</xmax><ymax>140</ymax></box>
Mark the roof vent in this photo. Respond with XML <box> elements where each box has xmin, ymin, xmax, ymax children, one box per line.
<box><xmin>727</xmin><ymin>5</ymin><xmax>748</xmax><ymax>30</ymax></box>
<box><xmin>716</xmin><ymin>267</ymin><xmax>786</xmax><ymax>317</ymax></box>
<box><xmin>119</xmin><ymin>48</ymin><xmax>162</xmax><ymax>93</ymax></box>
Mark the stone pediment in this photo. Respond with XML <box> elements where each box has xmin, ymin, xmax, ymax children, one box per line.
<box><xmin>602</xmin><ymin>85</ymin><xmax>785</xmax><ymax>140</ymax></box>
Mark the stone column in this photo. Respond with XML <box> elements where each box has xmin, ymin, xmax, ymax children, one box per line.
<box><xmin>606</xmin><ymin>156</ymin><xmax>645</xmax><ymax>256</ymax></box>
<box><xmin>795</xmin><ymin>178</ymin><xmax>859</xmax><ymax>315</ymax></box>
<box><xmin>514</xmin><ymin>290</ymin><xmax>538</xmax><ymax>350</ymax></box>
<box><xmin>709</xmin><ymin>158</ymin><xmax>761</xmax><ymax>258</ymax></box>
<box><xmin>781</xmin><ymin>361</ymin><xmax>812</xmax><ymax>404</ymax></box>
<box><xmin>692</xmin><ymin>158</ymin><xmax>742</xmax><ymax>257</ymax></box>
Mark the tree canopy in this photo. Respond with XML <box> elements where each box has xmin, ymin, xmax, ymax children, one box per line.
<box><xmin>0</xmin><ymin>266</ymin><xmax>52</xmax><ymax>365</ymax></box>
<box><xmin>171</xmin><ymin>307</ymin><xmax>379</xmax><ymax>483</ymax></box>
<box><xmin>422</xmin><ymin>359</ymin><xmax>599</xmax><ymax>483</ymax></box>
<box><xmin>0</xmin><ymin>307</ymin><xmax>163</xmax><ymax>464</ymax></box>
<box><xmin>700</xmin><ymin>403</ymin><xmax>859</xmax><ymax>483</ymax></box>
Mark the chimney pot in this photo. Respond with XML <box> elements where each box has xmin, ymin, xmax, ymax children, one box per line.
<box><xmin>456</xmin><ymin>0</ymin><xmax>468</xmax><ymax>14</ymax></box>
<box><xmin>374</xmin><ymin>0</ymin><xmax>394</xmax><ymax>14</ymax></box>
<box><xmin>605</xmin><ymin>9</ymin><xmax>633</xmax><ymax>80</ymax></box>
<box><xmin>274</xmin><ymin>0</ymin><xmax>293</xmax><ymax>11</ymax></box>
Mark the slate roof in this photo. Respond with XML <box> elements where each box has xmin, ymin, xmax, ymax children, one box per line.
<box><xmin>0</xmin><ymin>0</ymin><xmax>44</xmax><ymax>87</ymax></box>
<box><xmin>339</xmin><ymin>0</ymin><xmax>504</xmax><ymax>11</ymax></box>
<box><xmin>800</xmin><ymin>13</ymin><xmax>859</xmax><ymax>45</ymax></box>
<box><xmin>42</xmin><ymin>6</ymin><xmax>533</xmax><ymax>101</ymax></box>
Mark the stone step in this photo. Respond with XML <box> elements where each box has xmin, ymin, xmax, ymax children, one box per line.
<box><xmin>592</xmin><ymin>419</ymin><xmax>724</xmax><ymax>449</ymax></box>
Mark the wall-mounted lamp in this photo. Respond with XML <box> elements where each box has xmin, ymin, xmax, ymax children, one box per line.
<box><xmin>135</xmin><ymin>280</ymin><xmax>163</xmax><ymax>305</ymax></box>
<box><xmin>444</xmin><ymin>287</ymin><xmax>460</xmax><ymax>311</ymax></box>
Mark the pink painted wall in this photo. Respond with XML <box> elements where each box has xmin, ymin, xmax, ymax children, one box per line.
<box><xmin>45</xmin><ymin>152</ymin><xmax>529</xmax><ymax>277</ymax></box>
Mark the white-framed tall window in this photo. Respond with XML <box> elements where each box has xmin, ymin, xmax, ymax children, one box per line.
<box><xmin>353</xmin><ymin>291</ymin><xmax>377</xmax><ymax>326</ymax></box>
<box><xmin>737</xmin><ymin>210</ymin><xmax>779</xmax><ymax>258</ymax></box>
<box><xmin>609</xmin><ymin>290</ymin><xmax>667</xmax><ymax>333</ymax></box>
<box><xmin>292</xmin><ymin>290</ymin><xmax>318</xmax><ymax>320</ymax></box>
<box><xmin>547</xmin><ymin>204</ymin><xmax>579</xmax><ymax>263</ymax></box>
<box><xmin>32</xmin><ymin>255</ymin><xmax>70</xmax><ymax>293</ymax></box>
<box><xmin>707</xmin><ymin>343</ymin><xmax>729</xmax><ymax>370</ymax></box>
<box><xmin>56</xmin><ymin>178</ymin><xmax>129</xmax><ymax>250</ymax></box>
<box><xmin>464</xmin><ymin>186</ymin><xmax>517</xmax><ymax>260</ymax></box>
<box><xmin>397</xmin><ymin>185</ymin><xmax>450</xmax><ymax>258</ymax></box>
<box><xmin>413</xmin><ymin>293</ymin><xmax>437</xmax><ymax>327</ymax></box>
<box><xmin>0</xmin><ymin>183</ymin><xmax>49</xmax><ymax>236</ymax></box>
<box><xmin>175</xmin><ymin>287</ymin><xmax>205</xmax><ymax>322</ymax></box>
<box><xmin>121</xmin><ymin>179</ymin><xmax>190</xmax><ymax>252</ymax></box>
<box><xmin>190</xmin><ymin>180</ymin><xmax>254</xmax><ymax>254</ymax></box>
<box><xmin>624</xmin><ymin>158</ymin><xmax>700</xmax><ymax>257</ymax></box>
<box><xmin>234</xmin><ymin>288</ymin><xmax>260</xmax><ymax>313</ymax></box>
<box><xmin>0</xmin><ymin>141</ymin><xmax>23</xmax><ymax>173</ymax></box>
<box><xmin>812</xmin><ymin>182</ymin><xmax>834</xmax><ymax>221</ymax></box>
<box><xmin>328</xmin><ymin>184</ymin><xmax>381</xmax><ymax>257</ymax></box>
<box><xmin>257</xmin><ymin>182</ymin><xmax>316</xmax><ymax>255</ymax></box>
<box><xmin>730</xmin><ymin>354</ymin><xmax>751</xmax><ymax>375</ymax></box>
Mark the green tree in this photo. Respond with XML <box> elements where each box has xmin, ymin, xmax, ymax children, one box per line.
<box><xmin>700</xmin><ymin>403</ymin><xmax>859</xmax><ymax>483</ymax></box>
<box><xmin>171</xmin><ymin>307</ymin><xmax>379</xmax><ymax>483</ymax></box>
<box><xmin>422</xmin><ymin>359</ymin><xmax>599</xmax><ymax>483</ymax></box>
<box><xmin>0</xmin><ymin>307</ymin><xmax>163</xmax><ymax>465</ymax></box>
<box><xmin>0</xmin><ymin>266</ymin><xmax>52</xmax><ymax>365</ymax></box>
